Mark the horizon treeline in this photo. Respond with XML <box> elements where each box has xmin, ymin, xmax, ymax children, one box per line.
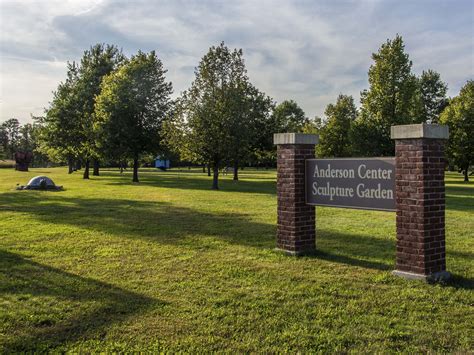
<box><xmin>1</xmin><ymin>35</ymin><xmax>472</xmax><ymax>185</ymax></box>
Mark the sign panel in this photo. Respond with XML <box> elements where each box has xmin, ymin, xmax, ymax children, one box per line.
<box><xmin>305</xmin><ymin>158</ymin><xmax>396</xmax><ymax>211</ymax></box>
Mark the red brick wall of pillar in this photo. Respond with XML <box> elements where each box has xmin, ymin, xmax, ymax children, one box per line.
<box><xmin>276</xmin><ymin>144</ymin><xmax>315</xmax><ymax>254</ymax></box>
<box><xmin>394</xmin><ymin>138</ymin><xmax>447</xmax><ymax>276</ymax></box>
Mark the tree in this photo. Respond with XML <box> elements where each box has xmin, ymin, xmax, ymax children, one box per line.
<box><xmin>319</xmin><ymin>95</ymin><xmax>357</xmax><ymax>157</ymax></box>
<box><xmin>75</xmin><ymin>43</ymin><xmax>125</xmax><ymax>179</ymax></box>
<box><xmin>95</xmin><ymin>50</ymin><xmax>172</xmax><ymax>183</ymax></box>
<box><xmin>226</xmin><ymin>82</ymin><xmax>253</xmax><ymax>181</ymax></box>
<box><xmin>23</xmin><ymin>118</ymin><xmax>50</xmax><ymax>167</ymax></box>
<box><xmin>18</xmin><ymin>123</ymin><xmax>36</xmax><ymax>153</ymax></box>
<box><xmin>163</xmin><ymin>42</ymin><xmax>249</xmax><ymax>190</ymax></box>
<box><xmin>242</xmin><ymin>99</ymin><xmax>308</xmax><ymax>169</ymax></box>
<box><xmin>230</xmin><ymin>84</ymin><xmax>274</xmax><ymax>180</ymax></box>
<box><xmin>39</xmin><ymin>62</ymin><xmax>82</xmax><ymax>173</ymax></box>
<box><xmin>272</xmin><ymin>100</ymin><xmax>308</xmax><ymax>133</ymax></box>
<box><xmin>302</xmin><ymin>116</ymin><xmax>323</xmax><ymax>135</ymax></box>
<box><xmin>1</xmin><ymin>118</ymin><xmax>20</xmax><ymax>158</ymax></box>
<box><xmin>246</xmin><ymin>88</ymin><xmax>275</xmax><ymax>169</ymax></box>
<box><xmin>0</xmin><ymin>125</ymin><xmax>7</xmax><ymax>159</ymax></box>
<box><xmin>355</xmin><ymin>35</ymin><xmax>420</xmax><ymax>156</ymax></box>
<box><xmin>439</xmin><ymin>80</ymin><xmax>474</xmax><ymax>182</ymax></box>
<box><xmin>419</xmin><ymin>69</ymin><xmax>448</xmax><ymax>123</ymax></box>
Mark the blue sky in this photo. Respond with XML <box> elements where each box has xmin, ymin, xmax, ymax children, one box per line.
<box><xmin>0</xmin><ymin>0</ymin><xmax>473</xmax><ymax>123</ymax></box>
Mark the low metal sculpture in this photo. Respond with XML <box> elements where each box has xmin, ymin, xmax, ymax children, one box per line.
<box><xmin>17</xmin><ymin>176</ymin><xmax>63</xmax><ymax>190</ymax></box>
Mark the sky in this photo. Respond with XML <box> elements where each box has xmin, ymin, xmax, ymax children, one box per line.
<box><xmin>0</xmin><ymin>0</ymin><xmax>473</xmax><ymax>124</ymax></box>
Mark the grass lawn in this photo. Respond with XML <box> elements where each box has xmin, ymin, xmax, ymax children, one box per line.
<box><xmin>0</xmin><ymin>167</ymin><xmax>472</xmax><ymax>352</ymax></box>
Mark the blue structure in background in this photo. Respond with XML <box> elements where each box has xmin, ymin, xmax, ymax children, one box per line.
<box><xmin>155</xmin><ymin>156</ymin><xmax>170</xmax><ymax>170</ymax></box>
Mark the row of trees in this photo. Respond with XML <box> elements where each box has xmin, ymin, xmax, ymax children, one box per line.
<box><xmin>0</xmin><ymin>118</ymin><xmax>49</xmax><ymax>165</ymax></box>
<box><xmin>163</xmin><ymin>36</ymin><xmax>473</xmax><ymax>185</ymax></box>
<box><xmin>312</xmin><ymin>35</ymin><xmax>472</xmax><ymax>181</ymax></box>
<box><xmin>36</xmin><ymin>45</ymin><xmax>174</xmax><ymax>182</ymax></box>
<box><xmin>17</xmin><ymin>43</ymin><xmax>308</xmax><ymax>185</ymax></box>
<box><xmin>162</xmin><ymin>43</ymin><xmax>314</xmax><ymax>188</ymax></box>
<box><xmin>3</xmin><ymin>35</ymin><xmax>472</xmax><ymax>185</ymax></box>
<box><xmin>317</xmin><ymin>35</ymin><xmax>449</xmax><ymax>158</ymax></box>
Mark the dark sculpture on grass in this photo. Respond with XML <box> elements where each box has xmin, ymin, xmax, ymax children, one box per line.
<box><xmin>17</xmin><ymin>176</ymin><xmax>63</xmax><ymax>191</ymax></box>
<box><xmin>14</xmin><ymin>151</ymin><xmax>33</xmax><ymax>171</ymax></box>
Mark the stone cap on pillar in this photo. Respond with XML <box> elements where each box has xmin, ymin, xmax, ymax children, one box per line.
<box><xmin>273</xmin><ymin>133</ymin><xmax>319</xmax><ymax>145</ymax></box>
<box><xmin>391</xmin><ymin>123</ymin><xmax>449</xmax><ymax>140</ymax></box>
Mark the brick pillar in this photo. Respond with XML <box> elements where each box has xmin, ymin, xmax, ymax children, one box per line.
<box><xmin>274</xmin><ymin>133</ymin><xmax>318</xmax><ymax>255</ymax></box>
<box><xmin>391</xmin><ymin>124</ymin><xmax>450</xmax><ymax>281</ymax></box>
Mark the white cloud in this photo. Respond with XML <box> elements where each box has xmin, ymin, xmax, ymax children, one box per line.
<box><xmin>0</xmin><ymin>57</ymin><xmax>67</xmax><ymax>123</ymax></box>
<box><xmin>1</xmin><ymin>0</ymin><xmax>473</xmax><ymax>123</ymax></box>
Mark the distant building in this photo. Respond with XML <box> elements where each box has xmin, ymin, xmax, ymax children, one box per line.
<box><xmin>155</xmin><ymin>156</ymin><xmax>170</xmax><ymax>170</ymax></box>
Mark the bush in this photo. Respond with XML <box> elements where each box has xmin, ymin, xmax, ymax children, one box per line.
<box><xmin>0</xmin><ymin>160</ymin><xmax>15</xmax><ymax>169</ymax></box>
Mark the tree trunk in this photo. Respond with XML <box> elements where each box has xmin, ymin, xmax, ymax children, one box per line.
<box><xmin>133</xmin><ymin>157</ymin><xmax>139</xmax><ymax>183</ymax></box>
<box><xmin>233</xmin><ymin>160</ymin><xmax>239</xmax><ymax>181</ymax></box>
<box><xmin>211</xmin><ymin>163</ymin><xmax>219</xmax><ymax>190</ymax></box>
<box><xmin>207</xmin><ymin>164</ymin><xmax>211</xmax><ymax>177</ymax></box>
<box><xmin>93</xmin><ymin>159</ymin><xmax>100</xmax><ymax>176</ymax></box>
<box><xmin>68</xmin><ymin>158</ymin><xmax>74</xmax><ymax>174</ymax></box>
<box><xmin>75</xmin><ymin>160</ymin><xmax>82</xmax><ymax>171</ymax></box>
<box><xmin>464</xmin><ymin>166</ymin><xmax>469</xmax><ymax>182</ymax></box>
<box><xmin>83</xmin><ymin>159</ymin><xmax>90</xmax><ymax>179</ymax></box>
<box><xmin>203</xmin><ymin>165</ymin><xmax>206</xmax><ymax>173</ymax></box>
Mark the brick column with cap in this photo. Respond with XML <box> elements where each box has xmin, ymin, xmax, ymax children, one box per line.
<box><xmin>273</xmin><ymin>133</ymin><xmax>319</xmax><ymax>255</ymax></box>
<box><xmin>391</xmin><ymin>123</ymin><xmax>450</xmax><ymax>281</ymax></box>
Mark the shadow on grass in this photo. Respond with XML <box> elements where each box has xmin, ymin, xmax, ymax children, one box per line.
<box><xmin>0</xmin><ymin>249</ymin><xmax>159</xmax><ymax>352</ymax></box>
<box><xmin>445</xmin><ymin>181</ymin><xmax>474</xmax><ymax>211</ymax></box>
<box><xmin>97</xmin><ymin>170</ymin><xmax>277</xmax><ymax>195</ymax></box>
<box><xmin>315</xmin><ymin>231</ymin><xmax>395</xmax><ymax>271</ymax></box>
<box><xmin>1</xmin><ymin>191</ymin><xmax>472</xmax><ymax>288</ymax></box>
<box><xmin>446</xmin><ymin>195</ymin><xmax>474</xmax><ymax>211</ymax></box>
<box><xmin>444</xmin><ymin>274</ymin><xmax>474</xmax><ymax>290</ymax></box>
<box><xmin>0</xmin><ymin>192</ymin><xmax>275</xmax><ymax>249</ymax></box>
<box><xmin>0</xmin><ymin>192</ymin><xmax>398</xmax><ymax>267</ymax></box>
<box><xmin>445</xmin><ymin>185</ymin><xmax>474</xmax><ymax>195</ymax></box>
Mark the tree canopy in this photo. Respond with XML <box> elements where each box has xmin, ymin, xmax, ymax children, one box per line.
<box><xmin>95</xmin><ymin>51</ymin><xmax>172</xmax><ymax>182</ymax></box>
<box><xmin>272</xmin><ymin>100</ymin><xmax>308</xmax><ymax>133</ymax></box>
<box><xmin>354</xmin><ymin>35</ymin><xmax>420</xmax><ymax>156</ymax></box>
<box><xmin>75</xmin><ymin>43</ymin><xmax>125</xmax><ymax>178</ymax></box>
<box><xmin>439</xmin><ymin>80</ymin><xmax>474</xmax><ymax>181</ymax></box>
<box><xmin>164</xmin><ymin>42</ymin><xmax>254</xmax><ymax>189</ymax></box>
<box><xmin>319</xmin><ymin>95</ymin><xmax>357</xmax><ymax>157</ymax></box>
<box><xmin>0</xmin><ymin>118</ymin><xmax>20</xmax><ymax>159</ymax></box>
<box><xmin>419</xmin><ymin>69</ymin><xmax>448</xmax><ymax>124</ymax></box>
<box><xmin>5</xmin><ymin>37</ymin><xmax>472</xmax><ymax>185</ymax></box>
<box><xmin>39</xmin><ymin>62</ymin><xmax>82</xmax><ymax>171</ymax></box>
